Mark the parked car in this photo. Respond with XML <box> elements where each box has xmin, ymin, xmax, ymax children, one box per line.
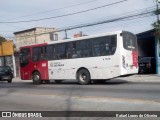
<box><xmin>138</xmin><ymin>57</ymin><xmax>156</xmax><ymax>74</ymax></box>
<box><xmin>0</xmin><ymin>66</ymin><xmax>13</xmax><ymax>83</ymax></box>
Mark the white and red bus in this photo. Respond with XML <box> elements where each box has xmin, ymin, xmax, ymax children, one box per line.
<box><xmin>20</xmin><ymin>30</ymin><xmax>138</xmax><ymax>85</ymax></box>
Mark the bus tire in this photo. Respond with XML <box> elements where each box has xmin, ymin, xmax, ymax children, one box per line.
<box><xmin>77</xmin><ymin>69</ymin><xmax>90</xmax><ymax>85</ymax></box>
<box><xmin>32</xmin><ymin>72</ymin><xmax>41</xmax><ymax>85</ymax></box>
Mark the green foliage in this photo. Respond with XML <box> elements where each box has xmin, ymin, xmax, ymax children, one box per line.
<box><xmin>0</xmin><ymin>36</ymin><xmax>6</xmax><ymax>43</ymax></box>
<box><xmin>154</xmin><ymin>9</ymin><xmax>160</xmax><ymax>15</ymax></box>
<box><xmin>152</xmin><ymin>21</ymin><xmax>160</xmax><ymax>28</ymax></box>
<box><xmin>153</xmin><ymin>6</ymin><xmax>160</xmax><ymax>41</ymax></box>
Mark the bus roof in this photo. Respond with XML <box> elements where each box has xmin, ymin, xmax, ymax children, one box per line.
<box><xmin>49</xmin><ymin>30</ymin><xmax>123</xmax><ymax>45</ymax></box>
<box><xmin>20</xmin><ymin>30</ymin><xmax>124</xmax><ymax>48</ymax></box>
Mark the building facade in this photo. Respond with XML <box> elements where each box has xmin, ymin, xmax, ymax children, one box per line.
<box><xmin>14</xmin><ymin>27</ymin><xmax>60</xmax><ymax>52</ymax></box>
<box><xmin>137</xmin><ymin>29</ymin><xmax>160</xmax><ymax>74</ymax></box>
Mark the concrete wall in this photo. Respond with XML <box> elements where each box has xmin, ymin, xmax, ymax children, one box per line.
<box><xmin>14</xmin><ymin>27</ymin><xmax>60</xmax><ymax>51</ymax></box>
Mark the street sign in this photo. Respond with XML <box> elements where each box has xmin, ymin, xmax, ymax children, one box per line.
<box><xmin>0</xmin><ymin>41</ymin><xmax>14</xmax><ymax>56</ymax></box>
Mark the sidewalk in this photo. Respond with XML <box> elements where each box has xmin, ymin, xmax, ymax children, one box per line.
<box><xmin>118</xmin><ymin>74</ymin><xmax>160</xmax><ymax>82</ymax></box>
<box><xmin>12</xmin><ymin>77</ymin><xmax>30</xmax><ymax>82</ymax></box>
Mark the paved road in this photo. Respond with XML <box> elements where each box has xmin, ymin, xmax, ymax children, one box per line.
<box><xmin>0</xmin><ymin>75</ymin><xmax>160</xmax><ymax>113</ymax></box>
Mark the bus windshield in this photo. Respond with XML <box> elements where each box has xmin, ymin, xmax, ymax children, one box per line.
<box><xmin>20</xmin><ymin>48</ymin><xmax>30</xmax><ymax>67</ymax></box>
<box><xmin>123</xmin><ymin>31</ymin><xmax>137</xmax><ymax>51</ymax></box>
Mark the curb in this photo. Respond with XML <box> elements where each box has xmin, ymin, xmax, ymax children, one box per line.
<box><xmin>119</xmin><ymin>74</ymin><xmax>160</xmax><ymax>82</ymax></box>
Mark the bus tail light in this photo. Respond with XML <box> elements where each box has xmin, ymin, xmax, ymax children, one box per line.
<box><xmin>122</xmin><ymin>55</ymin><xmax>126</xmax><ymax>68</ymax></box>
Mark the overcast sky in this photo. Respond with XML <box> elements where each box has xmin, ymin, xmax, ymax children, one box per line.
<box><xmin>0</xmin><ymin>0</ymin><xmax>157</xmax><ymax>39</ymax></box>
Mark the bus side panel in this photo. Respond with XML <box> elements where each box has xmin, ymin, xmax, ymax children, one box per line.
<box><xmin>20</xmin><ymin>68</ymin><xmax>31</xmax><ymax>80</ymax></box>
<box><xmin>20</xmin><ymin>61</ymin><xmax>49</xmax><ymax>80</ymax></box>
<box><xmin>32</xmin><ymin>61</ymin><xmax>49</xmax><ymax>80</ymax></box>
<box><xmin>112</xmin><ymin>35</ymin><xmax>121</xmax><ymax>78</ymax></box>
<box><xmin>120</xmin><ymin>50</ymin><xmax>138</xmax><ymax>75</ymax></box>
<box><xmin>48</xmin><ymin>56</ymin><xmax>114</xmax><ymax>80</ymax></box>
<box><xmin>120</xmin><ymin>31</ymin><xmax>138</xmax><ymax>75</ymax></box>
<box><xmin>48</xmin><ymin>60</ymin><xmax>77</xmax><ymax>80</ymax></box>
<box><xmin>88</xmin><ymin>57</ymin><xmax>113</xmax><ymax>79</ymax></box>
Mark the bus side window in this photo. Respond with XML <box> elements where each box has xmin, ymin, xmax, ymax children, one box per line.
<box><xmin>93</xmin><ymin>40</ymin><xmax>103</xmax><ymax>56</ymax></box>
<box><xmin>52</xmin><ymin>45</ymin><xmax>57</xmax><ymax>60</ymax></box>
<box><xmin>77</xmin><ymin>50</ymin><xmax>82</xmax><ymax>58</ymax></box>
<box><xmin>20</xmin><ymin>48</ymin><xmax>30</xmax><ymax>63</ymax></box>
<box><xmin>71</xmin><ymin>42</ymin><xmax>78</xmax><ymax>58</ymax></box>
<box><xmin>47</xmin><ymin>45</ymin><xmax>59</xmax><ymax>60</ymax></box>
<box><xmin>38</xmin><ymin>47</ymin><xmax>44</xmax><ymax>61</ymax></box>
<box><xmin>72</xmin><ymin>48</ymin><xmax>78</xmax><ymax>58</ymax></box>
<box><xmin>109</xmin><ymin>35</ymin><xmax>117</xmax><ymax>55</ymax></box>
<box><xmin>56</xmin><ymin>43</ymin><xmax>66</xmax><ymax>59</ymax></box>
<box><xmin>43</xmin><ymin>46</ymin><xmax>48</xmax><ymax>60</ymax></box>
<box><xmin>76</xmin><ymin>40</ymin><xmax>92</xmax><ymax>58</ymax></box>
<box><xmin>65</xmin><ymin>42</ymin><xmax>72</xmax><ymax>59</ymax></box>
<box><xmin>32</xmin><ymin>47</ymin><xmax>39</xmax><ymax>62</ymax></box>
<box><xmin>41</xmin><ymin>46</ymin><xmax>49</xmax><ymax>61</ymax></box>
<box><xmin>94</xmin><ymin>47</ymin><xmax>100</xmax><ymax>56</ymax></box>
<box><xmin>32</xmin><ymin>55</ymin><xmax>38</xmax><ymax>61</ymax></box>
<box><xmin>110</xmin><ymin>46</ymin><xmax>116</xmax><ymax>55</ymax></box>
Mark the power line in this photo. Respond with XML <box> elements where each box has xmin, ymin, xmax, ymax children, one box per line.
<box><xmin>0</xmin><ymin>6</ymin><xmax>155</xmax><ymax>35</ymax></box>
<box><xmin>2</xmin><ymin>0</ymin><xmax>101</xmax><ymax>21</ymax></box>
<box><xmin>73</xmin><ymin>5</ymin><xmax>156</xmax><ymax>30</ymax></box>
<box><xmin>60</xmin><ymin>10</ymin><xmax>154</xmax><ymax>31</ymax></box>
<box><xmin>15</xmin><ymin>7</ymin><xmax>155</xmax><ymax>38</ymax></box>
<box><xmin>0</xmin><ymin>0</ymin><xmax>127</xmax><ymax>23</ymax></box>
<box><xmin>64</xmin><ymin>6</ymin><xmax>156</xmax><ymax>29</ymax></box>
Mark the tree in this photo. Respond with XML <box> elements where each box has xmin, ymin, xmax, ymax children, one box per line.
<box><xmin>0</xmin><ymin>35</ymin><xmax>6</xmax><ymax>43</ymax></box>
<box><xmin>153</xmin><ymin>0</ymin><xmax>160</xmax><ymax>42</ymax></box>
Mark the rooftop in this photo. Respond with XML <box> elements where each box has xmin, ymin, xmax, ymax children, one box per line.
<box><xmin>14</xmin><ymin>27</ymin><xmax>55</xmax><ymax>35</ymax></box>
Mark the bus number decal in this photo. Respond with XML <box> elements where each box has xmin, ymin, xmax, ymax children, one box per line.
<box><xmin>42</xmin><ymin>63</ymin><xmax>46</xmax><ymax>67</ymax></box>
<box><xmin>53</xmin><ymin>62</ymin><xmax>64</xmax><ymax>67</ymax></box>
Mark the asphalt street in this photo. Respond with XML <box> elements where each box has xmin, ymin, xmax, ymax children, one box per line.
<box><xmin>0</xmin><ymin>75</ymin><xmax>160</xmax><ymax>119</ymax></box>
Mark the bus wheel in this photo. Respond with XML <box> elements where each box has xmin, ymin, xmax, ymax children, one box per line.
<box><xmin>77</xmin><ymin>69</ymin><xmax>90</xmax><ymax>85</ymax></box>
<box><xmin>32</xmin><ymin>72</ymin><xmax>41</xmax><ymax>84</ymax></box>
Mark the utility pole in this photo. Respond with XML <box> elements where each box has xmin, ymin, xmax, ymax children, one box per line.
<box><xmin>155</xmin><ymin>0</ymin><xmax>160</xmax><ymax>74</ymax></box>
<box><xmin>65</xmin><ymin>30</ymin><xmax>68</xmax><ymax>39</ymax></box>
<box><xmin>34</xmin><ymin>30</ymin><xmax>37</xmax><ymax>43</ymax></box>
<box><xmin>156</xmin><ymin>0</ymin><xmax>160</xmax><ymax>36</ymax></box>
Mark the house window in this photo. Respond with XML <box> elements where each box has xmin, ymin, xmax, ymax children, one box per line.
<box><xmin>50</xmin><ymin>33</ymin><xmax>58</xmax><ymax>41</ymax></box>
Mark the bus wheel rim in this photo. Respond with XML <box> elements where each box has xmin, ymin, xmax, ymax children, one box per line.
<box><xmin>34</xmin><ymin>75</ymin><xmax>40</xmax><ymax>81</ymax></box>
<box><xmin>79</xmin><ymin>73</ymin><xmax>87</xmax><ymax>81</ymax></box>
